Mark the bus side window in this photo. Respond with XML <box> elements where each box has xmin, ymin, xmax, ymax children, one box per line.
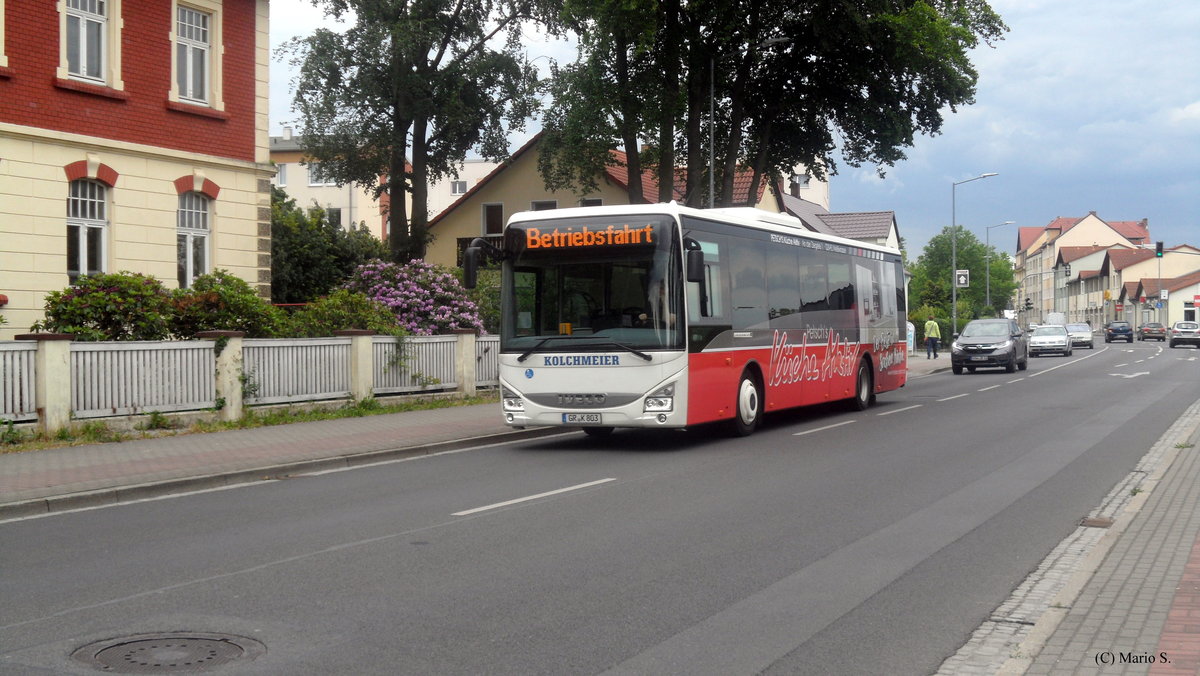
<box><xmin>731</xmin><ymin>241</ymin><xmax>767</xmax><ymax>330</ymax></box>
<box><xmin>687</xmin><ymin>239</ymin><xmax>726</xmax><ymax>320</ymax></box>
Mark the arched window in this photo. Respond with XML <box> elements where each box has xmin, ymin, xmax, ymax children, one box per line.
<box><xmin>177</xmin><ymin>191</ymin><xmax>209</xmax><ymax>288</ymax></box>
<box><xmin>67</xmin><ymin>179</ymin><xmax>108</xmax><ymax>283</ymax></box>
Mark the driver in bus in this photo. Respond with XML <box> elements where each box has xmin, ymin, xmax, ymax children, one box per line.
<box><xmin>638</xmin><ymin>280</ymin><xmax>677</xmax><ymax>329</ymax></box>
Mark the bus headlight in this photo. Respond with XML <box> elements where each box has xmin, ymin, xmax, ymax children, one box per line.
<box><xmin>501</xmin><ymin>387</ymin><xmax>525</xmax><ymax>412</ymax></box>
<box><xmin>644</xmin><ymin>383</ymin><xmax>674</xmax><ymax>413</ymax></box>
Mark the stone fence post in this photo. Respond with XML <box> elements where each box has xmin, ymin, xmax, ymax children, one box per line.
<box><xmin>196</xmin><ymin>331</ymin><xmax>245</xmax><ymax>422</ymax></box>
<box><xmin>334</xmin><ymin>330</ymin><xmax>376</xmax><ymax>402</ymax></box>
<box><xmin>453</xmin><ymin>329</ymin><xmax>477</xmax><ymax>396</ymax></box>
<box><xmin>15</xmin><ymin>333</ymin><xmax>74</xmax><ymax>434</ymax></box>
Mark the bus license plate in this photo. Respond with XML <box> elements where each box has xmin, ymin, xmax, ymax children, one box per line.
<box><xmin>563</xmin><ymin>413</ymin><xmax>602</xmax><ymax>424</ymax></box>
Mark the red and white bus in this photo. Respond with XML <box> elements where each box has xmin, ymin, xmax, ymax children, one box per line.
<box><xmin>464</xmin><ymin>203</ymin><xmax>907</xmax><ymax>436</ymax></box>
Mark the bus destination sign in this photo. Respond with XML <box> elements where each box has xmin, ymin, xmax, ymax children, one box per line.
<box><xmin>524</xmin><ymin>223</ymin><xmax>656</xmax><ymax>249</ymax></box>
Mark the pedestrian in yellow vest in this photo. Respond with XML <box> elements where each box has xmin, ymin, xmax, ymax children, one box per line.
<box><xmin>924</xmin><ymin>316</ymin><xmax>941</xmax><ymax>359</ymax></box>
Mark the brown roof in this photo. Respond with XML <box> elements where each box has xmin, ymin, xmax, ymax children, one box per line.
<box><xmin>1017</xmin><ymin>226</ymin><xmax>1043</xmax><ymax>253</ymax></box>
<box><xmin>1109</xmin><ymin>219</ymin><xmax>1151</xmax><ymax>244</ymax></box>
<box><xmin>814</xmin><ymin>212</ymin><xmax>896</xmax><ymax>240</ymax></box>
<box><xmin>1105</xmin><ymin>248</ymin><xmax>1155</xmax><ymax>271</ymax></box>
<box><xmin>1079</xmin><ymin>270</ymin><xmax>1100</xmax><ymax>280</ymax></box>
<box><xmin>1057</xmin><ymin>245</ymin><xmax>1109</xmax><ymax>264</ymax></box>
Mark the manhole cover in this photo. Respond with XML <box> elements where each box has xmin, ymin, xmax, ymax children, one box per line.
<box><xmin>72</xmin><ymin>632</ymin><xmax>265</xmax><ymax>673</ymax></box>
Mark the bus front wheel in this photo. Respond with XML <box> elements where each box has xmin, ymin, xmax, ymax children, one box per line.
<box><xmin>730</xmin><ymin>372</ymin><xmax>763</xmax><ymax>437</ymax></box>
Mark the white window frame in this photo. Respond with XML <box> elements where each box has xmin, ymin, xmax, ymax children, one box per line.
<box><xmin>307</xmin><ymin>162</ymin><xmax>335</xmax><ymax>186</ymax></box>
<box><xmin>530</xmin><ymin>200</ymin><xmax>557</xmax><ymax>211</ymax></box>
<box><xmin>0</xmin><ymin>0</ymin><xmax>9</xmax><ymax>69</ymax></box>
<box><xmin>450</xmin><ymin>180</ymin><xmax>468</xmax><ymax>195</ymax></box>
<box><xmin>275</xmin><ymin>163</ymin><xmax>288</xmax><ymax>187</ymax></box>
<box><xmin>177</xmin><ymin>191</ymin><xmax>210</xmax><ymax>289</ymax></box>
<box><xmin>58</xmin><ymin>0</ymin><xmax>123</xmax><ymax>89</ymax></box>
<box><xmin>67</xmin><ymin>179</ymin><xmax>108</xmax><ymax>283</ymax></box>
<box><xmin>483</xmin><ymin>203</ymin><xmax>503</xmax><ymax>235</ymax></box>
<box><xmin>175</xmin><ymin>5</ymin><xmax>210</xmax><ymax>104</ymax></box>
<box><xmin>580</xmin><ymin>198</ymin><xmax>603</xmax><ymax>207</ymax></box>
<box><xmin>169</xmin><ymin>0</ymin><xmax>223</xmax><ymax>110</ymax></box>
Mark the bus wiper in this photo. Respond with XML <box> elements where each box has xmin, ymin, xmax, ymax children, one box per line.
<box><xmin>587</xmin><ymin>342</ymin><xmax>653</xmax><ymax>361</ymax></box>
<box><xmin>517</xmin><ymin>336</ymin><xmax>569</xmax><ymax>362</ymax></box>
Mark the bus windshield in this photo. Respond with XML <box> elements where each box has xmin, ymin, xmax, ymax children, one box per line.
<box><xmin>500</xmin><ymin>215</ymin><xmax>684</xmax><ymax>354</ymax></box>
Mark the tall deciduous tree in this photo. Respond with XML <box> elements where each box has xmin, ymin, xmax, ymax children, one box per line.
<box><xmin>541</xmin><ymin>0</ymin><xmax>1006</xmax><ymax>207</ymax></box>
<box><xmin>910</xmin><ymin>225</ymin><xmax>1017</xmax><ymax>321</ymax></box>
<box><xmin>279</xmin><ymin>0</ymin><xmax>560</xmax><ymax>262</ymax></box>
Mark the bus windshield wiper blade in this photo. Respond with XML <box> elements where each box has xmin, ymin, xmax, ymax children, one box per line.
<box><xmin>517</xmin><ymin>336</ymin><xmax>566</xmax><ymax>362</ymax></box>
<box><xmin>590</xmin><ymin>342</ymin><xmax>653</xmax><ymax>361</ymax></box>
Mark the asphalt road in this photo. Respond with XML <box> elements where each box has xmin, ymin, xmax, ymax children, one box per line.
<box><xmin>3</xmin><ymin>341</ymin><xmax>1198</xmax><ymax>675</ymax></box>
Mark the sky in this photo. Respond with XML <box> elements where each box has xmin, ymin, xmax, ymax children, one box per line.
<box><xmin>268</xmin><ymin>0</ymin><xmax>1200</xmax><ymax>260</ymax></box>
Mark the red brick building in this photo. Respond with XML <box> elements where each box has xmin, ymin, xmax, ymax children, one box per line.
<box><xmin>0</xmin><ymin>0</ymin><xmax>274</xmax><ymax>337</ymax></box>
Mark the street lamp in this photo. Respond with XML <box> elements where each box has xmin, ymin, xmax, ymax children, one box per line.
<box><xmin>984</xmin><ymin>220</ymin><xmax>1015</xmax><ymax>311</ymax></box>
<box><xmin>951</xmin><ymin>172</ymin><xmax>998</xmax><ymax>334</ymax></box>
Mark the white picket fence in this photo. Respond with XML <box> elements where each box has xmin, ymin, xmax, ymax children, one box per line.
<box><xmin>0</xmin><ymin>342</ymin><xmax>37</xmax><ymax>422</ymax></box>
<box><xmin>1</xmin><ymin>335</ymin><xmax>500</xmax><ymax>424</ymax></box>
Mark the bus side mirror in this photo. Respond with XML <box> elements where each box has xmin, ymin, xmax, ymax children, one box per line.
<box><xmin>463</xmin><ymin>247</ymin><xmax>480</xmax><ymax>289</ymax></box>
<box><xmin>686</xmin><ymin>249</ymin><xmax>704</xmax><ymax>283</ymax></box>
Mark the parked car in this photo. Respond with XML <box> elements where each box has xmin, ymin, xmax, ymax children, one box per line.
<box><xmin>1168</xmin><ymin>321</ymin><xmax>1200</xmax><ymax>348</ymax></box>
<box><xmin>1104</xmin><ymin>320</ymin><xmax>1134</xmax><ymax>343</ymax></box>
<box><xmin>1137</xmin><ymin>322</ymin><xmax>1166</xmax><ymax>341</ymax></box>
<box><xmin>1030</xmin><ymin>325</ymin><xmax>1073</xmax><ymax>357</ymax></box>
<box><xmin>1066</xmin><ymin>323</ymin><xmax>1095</xmax><ymax>349</ymax></box>
<box><xmin>951</xmin><ymin>318</ymin><xmax>1029</xmax><ymax>374</ymax></box>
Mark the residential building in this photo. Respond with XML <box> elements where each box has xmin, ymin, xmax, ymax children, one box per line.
<box><xmin>1013</xmin><ymin>212</ymin><xmax>1150</xmax><ymax>325</ymax></box>
<box><xmin>269</xmin><ymin>129</ymin><xmax>385</xmax><ymax>236</ymax></box>
<box><xmin>1121</xmin><ymin>247</ymin><xmax>1200</xmax><ymax>326</ymax></box>
<box><xmin>1</xmin><ymin>0</ymin><xmax>274</xmax><ymax>339</ymax></box>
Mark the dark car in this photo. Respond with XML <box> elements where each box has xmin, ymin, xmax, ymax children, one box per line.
<box><xmin>1104</xmin><ymin>320</ymin><xmax>1133</xmax><ymax>343</ymax></box>
<box><xmin>1168</xmin><ymin>321</ymin><xmax>1200</xmax><ymax>348</ymax></box>
<box><xmin>1137</xmin><ymin>322</ymin><xmax>1166</xmax><ymax>341</ymax></box>
<box><xmin>951</xmin><ymin>318</ymin><xmax>1029</xmax><ymax>374</ymax></box>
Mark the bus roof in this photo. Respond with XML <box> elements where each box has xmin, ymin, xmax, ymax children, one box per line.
<box><xmin>505</xmin><ymin>202</ymin><xmax>901</xmax><ymax>259</ymax></box>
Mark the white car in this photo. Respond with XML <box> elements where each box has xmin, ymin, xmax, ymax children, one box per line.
<box><xmin>1065</xmin><ymin>323</ymin><xmax>1094</xmax><ymax>349</ymax></box>
<box><xmin>1029</xmin><ymin>325</ymin><xmax>1073</xmax><ymax>357</ymax></box>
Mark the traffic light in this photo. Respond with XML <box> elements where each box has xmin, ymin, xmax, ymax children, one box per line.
<box><xmin>1024</xmin><ymin>297</ymin><xmax>1033</xmax><ymax>311</ymax></box>
<box><xmin>1156</xmin><ymin>241</ymin><xmax>1163</xmax><ymax>257</ymax></box>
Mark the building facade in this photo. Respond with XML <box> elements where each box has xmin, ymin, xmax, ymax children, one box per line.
<box><xmin>0</xmin><ymin>0</ymin><xmax>274</xmax><ymax>339</ymax></box>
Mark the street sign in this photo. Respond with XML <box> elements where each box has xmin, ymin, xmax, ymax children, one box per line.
<box><xmin>1160</xmin><ymin>289</ymin><xmax>1169</xmax><ymax>300</ymax></box>
<box><xmin>955</xmin><ymin>270</ymin><xmax>970</xmax><ymax>288</ymax></box>
<box><xmin>1116</xmin><ymin>303</ymin><xmax>1124</xmax><ymax>312</ymax></box>
<box><xmin>1156</xmin><ymin>301</ymin><xmax>1163</xmax><ymax>309</ymax></box>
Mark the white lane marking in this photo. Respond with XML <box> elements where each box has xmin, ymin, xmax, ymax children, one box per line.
<box><xmin>877</xmin><ymin>404</ymin><xmax>922</xmax><ymax>417</ymax></box>
<box><xmin>1028</xmin><ymin>347</ymin><xmax>1108</xmax><ymax>377</ymax></box>
<box><xmin>452</xmin><ymin>478</ymin><xmax>616</xmax><ymax>516</ymax></box>
<box><xmin>977</xmin><ymin>385</ymin><xmax>1002</xmax><ymax>392</ymax></box>
<box><xmin>1114</xmin><ymin>363</ymin><xmax>1128</xmax><ymax>367</ymax></box>
<box><xmin>1109</xmin><ymin>371</ymin><xmax>1150</xmax><ymax>379</ymax></box>
<box><xmin>938</xmin><ymin>393</ymin><xmax>969</xmax><ymax>402</ymax></box>
<box><xmin>793</xmin><ymin>420</ymin><xmax>856</xmax><ymax>436</ymax></box>
<box><xmin>1007</xmin><ymin>378</ymin><xmax>1026</xmax><ymax>384</ymax></box>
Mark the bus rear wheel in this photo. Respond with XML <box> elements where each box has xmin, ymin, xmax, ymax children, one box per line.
<box><xmin>850</xmin><ymin>360</ymin><xmax>874</xmax><ymax>411</ymax></box>
<box><xmin>730</xmin><ymin>372</ymin><xmax>763</xmax><ymax>436</ymax></box>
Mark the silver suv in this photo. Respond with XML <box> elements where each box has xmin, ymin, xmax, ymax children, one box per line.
<box><xmin>951</xmin><ymin>318</ymin><xmax>1029</xmax><ymax>374</ymax></box>
<box><xmin>1169</xmin><ymin>321</ymin><xmax>1200</xmax><ymax>348</ymax></box>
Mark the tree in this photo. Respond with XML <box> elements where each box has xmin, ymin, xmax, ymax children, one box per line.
<box><xmin>540</xmin><ymin>0</ymin><xmax>1006</xmax><ymax>206</ymax></box>
<box><xmin>279</xmin><ymin>0</ymin><xmax>561</xmax><ymax>263</ymax></box>
<box><xmin>271</xmin><ymin>186</ymin><xmax>389</xmax><ymax>304</ymax></box>
<box><xmin>910</xmin><ymin>225</ymin><xmax>1017</xmax><ymax>323</ymax></box>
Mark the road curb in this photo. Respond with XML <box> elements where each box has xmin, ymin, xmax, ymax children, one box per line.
<box><xmin>0</xmin><ymin>426</ymin><xmax>568</xmax><ymax>521</ymax></box>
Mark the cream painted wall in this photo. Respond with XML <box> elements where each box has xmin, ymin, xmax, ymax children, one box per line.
<box><xmin>0</xmin><ymin>129</ymin><xmax>271</xmax><ymax>339</ymax></box>
<box><xmin>425</xmin><ymin>147</ymin><xmax>632</xmax><ymax>268</ymax></box>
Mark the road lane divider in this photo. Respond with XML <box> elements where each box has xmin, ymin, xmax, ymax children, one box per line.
<box><xmin>938</xmin><ymin>394</ymin><xmax>969</xmax><ymax>402</ymax></box>
<box><xmin>877</xmin><ymin>404</ymin><xmax>922</xmax><ymax>417</ymax></box>
<box><xmin>452</xmin><ymin>478</ymin><xmax>617</xmax><ymax>516</ymax></box>
<box><xmin>793</xmin><ymin>420</ymin><xmax>856</xmax><ymax>437</ymax></box>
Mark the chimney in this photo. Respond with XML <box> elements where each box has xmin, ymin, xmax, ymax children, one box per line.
<box><xmin>283</xmin><ymin>126</ymin><xmax>293</xmax><ymax>141</ymax></box>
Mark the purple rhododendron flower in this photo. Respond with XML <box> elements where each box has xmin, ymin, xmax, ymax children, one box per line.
<box><xmin>344</xmin><ymin>259</ymin><xmax>485</xmax><ymax>336</ymax></box>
